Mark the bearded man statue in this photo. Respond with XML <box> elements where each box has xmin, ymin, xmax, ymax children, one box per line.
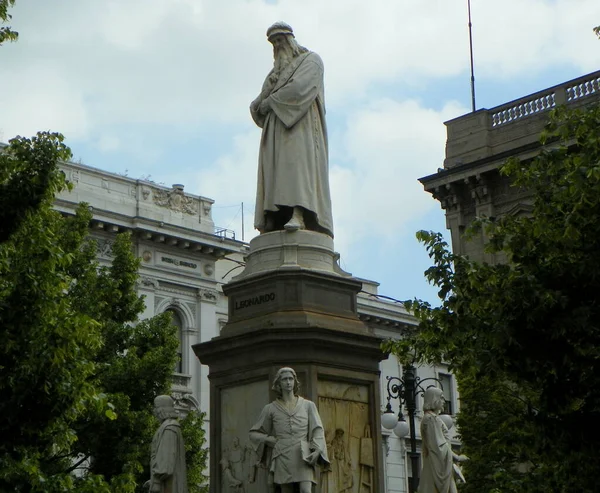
<box><xmin>250</xmin><ymin>22</ymin><xmax>334</xmax><ymax>238</ymax></box>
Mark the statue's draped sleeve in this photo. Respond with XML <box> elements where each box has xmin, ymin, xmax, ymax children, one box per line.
<box><xmin>249</xmin><ymin>403</ymin><xmax>274</xmax><ymax>467</ymax></box>
<box><xmin>152</xmin><ymin>426</ymin><xmax>180</xmax><ymax>480</ymax></box>
<box><xmin>250</xmin><ymin>70</ymin><xmax>277</xmax><ymax>128</ymax></box>
<box><xmin>307</xmin><ymin>400</ymin><xmax>330</xmax><ymax>468</ymax></box>
<box><xmin>267</xmin><ymin>54</ymin><xmax>324</xmax><ymax>129</ymax></box>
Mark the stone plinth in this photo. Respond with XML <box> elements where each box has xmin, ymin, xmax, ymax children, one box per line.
<box><xmin>193</xmin><ymin>231</ymin><xmax>387</xmax><ymax>493</ymax></box>
<box><xmin>234</xmin><ymin>229</ymin><xmax>350</xmax><ymax>280</ymax></box>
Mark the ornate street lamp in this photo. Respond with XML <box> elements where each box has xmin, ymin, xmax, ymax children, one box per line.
<box><xmin>381</xmin><ymin>365</ymin><xmax>452</xmax><ymax>493</ymax></box>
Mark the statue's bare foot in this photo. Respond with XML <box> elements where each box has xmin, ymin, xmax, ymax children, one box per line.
<box><xmin>284</xmin><ymin>207</ymin><xmax>305</xmax><ymax>231</ymax></box>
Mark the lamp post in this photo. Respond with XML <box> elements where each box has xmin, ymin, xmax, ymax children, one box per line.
<box><xmin>381</xmin><ymin>365</ymin><xmax>451</xmax><ymax>493</ymax></box>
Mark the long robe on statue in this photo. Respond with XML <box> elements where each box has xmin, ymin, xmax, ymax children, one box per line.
<box><xmin>150</xmin><ymin>419</ymin><xmax>188</xmax><ymax>493</ymax></box>
<box><xmin>418</xmin><ymin>412</ymin><xmax>457</xmax><ymax>493</ymax></box>
<box><xmin>249</xmin><ymin>396</ymin><xmax>330</xmax><ymax>485</ymax></box>
<box><xmin>251</xmin><ymin>51</ymin><xmax>334</xmax><ymax>237</ymax></box>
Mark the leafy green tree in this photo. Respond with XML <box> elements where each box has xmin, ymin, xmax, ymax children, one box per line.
<box><xmin>1</xmin><ymin>133</ymin><xmax>208</xmax><ymax>491</ymax></box>
<box><xmin>385</xmin><ymin>104</ymin><xmax>600</xmax><ymax>492</ymax></box>
<box><xmin>180</xmin><ymin>411</ymin><xmax>209</xmax><ymax>493</ymax></box>
<box><xmin>0</xmin><ymin>133</ymin><xmax>111</xmax><ymax>491</ymax></box>
<box><xmin>0</xmin><ymin>0</ymin><xmax>17</xmax><ymax>44</ymax></box>
<box><xmin>65</xmin><ymin>229</ymin><xmax>209</xmax><ymax>492</ymax></box>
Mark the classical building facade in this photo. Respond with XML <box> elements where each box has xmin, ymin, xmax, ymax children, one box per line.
<box><xmin>54</xmin><ymin>160</ymin><xmax>459</xmax><ymax>493</ymax></box>
<box><xmin>420</xmin><ymin>70</ymin><xmax>600</xmax><ymax>261</ymax></box>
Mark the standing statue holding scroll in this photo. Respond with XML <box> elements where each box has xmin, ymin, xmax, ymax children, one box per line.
<box><xmin>249</xmin><ymin>367</ymin><xmax>330</xmax><ymax>493</ymax></box>
<box><xmin>250</xmin><ymin>22</ymin><xmax>334</xmax><ymax>238</ymax></box>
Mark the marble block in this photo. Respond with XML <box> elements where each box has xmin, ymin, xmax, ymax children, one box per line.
<box><xmin>234</xmin><ymin>230</ymin><xmax>350</xmax><ymax>281</ymax></box>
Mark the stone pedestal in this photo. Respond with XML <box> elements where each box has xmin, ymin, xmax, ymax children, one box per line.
<box><xmin>193</xmin><ymin>231</ymin><xmax>387</xmax><ymax>493</ymax></box>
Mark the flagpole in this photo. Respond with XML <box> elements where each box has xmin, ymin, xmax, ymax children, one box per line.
<box><xmin>468</xmin><ymin>0</ymin><xmax>476</xmax><ymax>112</ymax></box>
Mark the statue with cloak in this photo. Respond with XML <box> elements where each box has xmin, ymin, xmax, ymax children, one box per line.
<box><xmin>250</xmin><ymin>22</ymin><xmax>334</xmax><ymax>238</ymax></box>
<box><xmin>146</xmin><ymin>395</ymin><xmax>188</xmax><ymax>493</ymax></box>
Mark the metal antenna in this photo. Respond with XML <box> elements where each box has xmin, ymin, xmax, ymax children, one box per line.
<box><xmin>241</xmin><ymin>202</ymin><xmax>245</xmax><ymax>242</ymax></box>
<box><xmin>468</xmin><ymin>0</ymin><xmax>476</xmax><ymax>112</ymax></box>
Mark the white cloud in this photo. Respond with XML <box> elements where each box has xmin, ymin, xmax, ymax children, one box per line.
<box><xmin>0</xmin><ymin>64</ymin><xmax>90</xmax><ymax>139</ymax></box>
<box><xmin>2</xmin><ymin>0</ymin><xmax>598</xmax><ymax>143</ymax></box>
<box><xmin>474</xmin><ymin>0</ymin><xmax>600</xmax><ymax>78</ymax></box>
<box><xmin>183</xmin><ymin>130</ymin><xmax>261</xmax><ymax>242</ymax></box>
<box><xmin>2</xmin><ymin>0</ymin><xmax>598</xmax><ymax>302</ymax></box>
<box><xmin>330</xmin><ymin>98</ymin><xmax>467</xmax><ymax>259</ymax></box>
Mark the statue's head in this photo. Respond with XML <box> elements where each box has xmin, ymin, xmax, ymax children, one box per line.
<box><xmin>266</xmin><ymin>22</ymin><xmax>307</xmax><ymax>69</ymax></box>
<box><xmin>153</xmin><ymin>394</ymin><xmax>178</xmax><ymax>421</ymax></box>
<box><xmin>422</xmin><ymin>387</ymin><xmax>445</xmax><ymax>414</ymax></box>
<box><xmin>271</xmin><ymin>367</ymin><xmax>300</xmax><ymax>396</ymax></box>
<box><xmin>266</xmin><ymin>21</ymin><xmax>294</xmax><ymax>41</ymax></box>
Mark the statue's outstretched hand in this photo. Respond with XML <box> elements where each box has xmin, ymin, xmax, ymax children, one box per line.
<box><xmin>454</xmin><ymin>454</ymin><xmax>469</xmax><ymax>462</ymax></box>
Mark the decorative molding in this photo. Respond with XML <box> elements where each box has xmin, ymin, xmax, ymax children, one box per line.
<box><xmin>157</xmin><ymin>281</ymin><xmax>198</xmax><ymax>297</ymax></box>
<box><xmin>155</xmin><ymin>297</ymin><xmax>196</xmax><ymax>330</ymax></box>
<box><xmin>96</xmin><ymin>239</ymin><xmax>114</xmax><ymax>258</ymax></box>
<box><xmin>172</xmin><ymin>373</ymin><xmax>192</xmax><ymax>393</ymax></box>
<box><xmin>203</xmin><ymin>263</ymin><xmax>215</xmax><ymax>276</ymax></box>
<box><xmin>466</xmin><ymin>175</ymin><xmax>490</xmax><ymax>205</ymax></box>
<box><xmin>152</xmin><ymin>185</ymin><xmax>198</xmax><ymax>215</ymax></box>
<box><xmin>154</xmin><ymin>296</ymin><xmax>166</xmax><ymax>311</ymax></box>
<box><xmin>198</xmin><ymin>288</ymin><xmax>218</xmax><ymax>303</ymax></box>
<box><xmin>184</xmin><ymin>301</ymin><xmax>197</xmax><ymax>322</ymax></box>
<box><xmin>138</xmin><ymin>276</ymin><xmax>159</xmax><ymax>290</ymax></box>
<box><xmin>382</xmin><ymin>433</ymin><xmax>391</xmax><ymax>457</ymax></box>
<box><xmin>172</xmin><ymin>390</ymin><xmax>200</xmax><ymax>415</ymax></box>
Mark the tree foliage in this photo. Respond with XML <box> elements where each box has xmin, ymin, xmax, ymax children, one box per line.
<box><xmin>0</xmin><ymin>133</ymin><xmax>109</xmax><ymax>491</ymax></box>
<box><xmin>180</xmin><ymin>411</ymin><xmax>209</xmax><ymax>493</ymax></box>
<box><xmin>0</xmin><ymin>133</ymin><xmax>208</xmax><ymax>491</ymax></box>
<box><xmin>385</xmin><ymin>104</ymin><xmax>600</xmax><ymax>492</ymax></box>
<box><xmin>0</xmin><ymin>0</ymin><xmax>18</xmax><ymax>44</ymax></box>
<box><xmin>65</xmin><ymin>231</ymin><xmax>181</xmax><ymax>491</ymax></box>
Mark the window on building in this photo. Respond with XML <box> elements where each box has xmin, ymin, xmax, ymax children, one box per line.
<box><xmin>166</xmin><ymin>309</ymin><xmax>183</xmax><ymax>373</ymax></box>
<box><xmin>439</xmin><ymin>373</ymin><xmax>454</xmax><ymax>415</ymax></box>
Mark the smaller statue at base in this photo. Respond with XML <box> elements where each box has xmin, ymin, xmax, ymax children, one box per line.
<box><xmin>249</xmin><ymin>367</ymin><xmax>330</xmax><ymax>493</ymax></box>
<box><xmin>418</xmin><ymin>387</ymin><xmax>467</xmax><ymax>493</ymax></box>
<box><xmin>145</xmin><ymin>395</ymin><xmax>188</xmax><ymax>493</ymax></box>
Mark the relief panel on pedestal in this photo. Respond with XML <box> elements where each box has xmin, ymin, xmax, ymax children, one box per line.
<box><xmin>318</xmin><ymin>381</ymin><xmax>375</xmax><ymax>493</ymax></box>
<box><xmin>220</xmin><ymin>380</ymin><xmax>270</xmax><ymax>493</ymax></box>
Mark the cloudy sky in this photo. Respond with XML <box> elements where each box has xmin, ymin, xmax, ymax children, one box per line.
<box><xmin>2</xmin><ymin>0</ymin><xmax>599</xmax><ymax>304</ymax></box>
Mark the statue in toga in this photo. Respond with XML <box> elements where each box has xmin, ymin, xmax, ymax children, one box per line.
<box><xmin>249</xmin><ymin>367</ymin><xmax>330</xmax><ymax>493</ymax></box>
<box><xmin>250</xmin><ymin>22</ymin><xmax>334</xmax><ymax>238</ymax></box>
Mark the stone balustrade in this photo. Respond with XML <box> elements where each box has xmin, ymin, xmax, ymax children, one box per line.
<box><xmin>491</xmin><ymin>71</ymin><xmax>600</xmax><ymax>127</ymax></box>
<box><xmin>444</xmin><ymin>70</ymin><xmax>600</xmax><ymax>168</ymax></box>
